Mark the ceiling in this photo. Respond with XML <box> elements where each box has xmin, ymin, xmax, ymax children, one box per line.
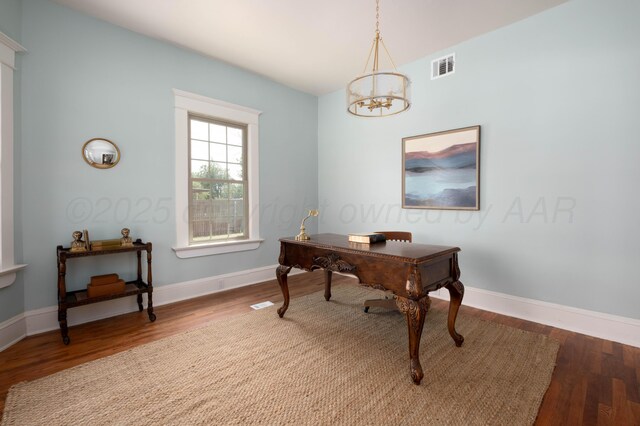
<box><xmin>52</xmin><ymin>0</ymin><xmax>567</xmax><ymax>96</ymax></box>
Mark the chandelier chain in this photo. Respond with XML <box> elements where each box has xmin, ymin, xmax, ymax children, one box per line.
<box><xmin>375</xmin><ymin>0</ymin><xmax>380</xmax><ymax>33</ymax></box>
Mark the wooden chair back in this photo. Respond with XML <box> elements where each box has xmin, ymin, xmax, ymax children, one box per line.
<box><xmin>374</xmin><ymin>231</ymin><xmax>412</xmax><ymax>243</ymax></box>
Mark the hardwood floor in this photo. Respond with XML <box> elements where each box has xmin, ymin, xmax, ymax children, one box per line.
<box><xmin>1</xmin><ymin>273</ymin><xmax>638</xmax><ymax>425</ymax></box>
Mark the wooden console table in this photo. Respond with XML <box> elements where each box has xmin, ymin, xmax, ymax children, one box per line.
<box><xmin>276</xmin><ymin>233</ymin><xmax>464</xmax><ymax>385</ymax></box>
<box><xmin>56</xmin><ymin>239</ymin><xmax>155</xmax><ymax>345</ymax></box>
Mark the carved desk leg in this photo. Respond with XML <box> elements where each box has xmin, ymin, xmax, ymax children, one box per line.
<box><xmin>396</xmin><ymin>295</ymin><xmax>430</xmax><ymax>385</ymax></box>
<box><xmin>445</xmin><ymin>281</ymin><xmax>465</xmax><ymax>347</ymax></box>
<box><xmin>324</xmin><ymin>270</ymin><xmax>332</xmax><ymax>301</ymax></box>
<box><xmin>276</xmin><ymin>265</ymin><xmax>292</xmax><ymax>318</ymax></box>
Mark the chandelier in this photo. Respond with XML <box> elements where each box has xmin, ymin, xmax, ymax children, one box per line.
<box><xmin>347</xmin><ymin>0</ymin><xmax>411</xmax><ymax>117</ymax></box>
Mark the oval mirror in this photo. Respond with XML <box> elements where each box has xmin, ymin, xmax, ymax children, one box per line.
<box><xmin>82</xmin><ymin>138</ymin><xmax>120</xmax><ymax>169</ymax></box>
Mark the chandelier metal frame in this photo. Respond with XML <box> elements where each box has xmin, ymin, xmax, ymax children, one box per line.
<box><xmin>346</xmin><ymin>0</ymin><xmax>411</xmax><ymax>117</ymax></box>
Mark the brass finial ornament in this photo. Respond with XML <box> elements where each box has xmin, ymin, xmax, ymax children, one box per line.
<box><xmin>347</xmin><ymin>0</ymin><xmax>410</xmax><ymax>117</ymax></box>
<box><xmin>295</xmin><ymin>210</ymin><xmax>319</xmax><ymax>241</ymax></box>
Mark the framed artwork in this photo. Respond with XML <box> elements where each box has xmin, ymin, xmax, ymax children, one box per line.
<box><xmin>402</xmin><ymin>125</ymin><xmax>480</xmax><ymax>210</ymax></box>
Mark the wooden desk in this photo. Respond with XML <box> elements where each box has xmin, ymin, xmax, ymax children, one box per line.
<box><xmin>276</xmin><ymin>233</ymin><xmax>464</xmax><ymax>385</ymax></box>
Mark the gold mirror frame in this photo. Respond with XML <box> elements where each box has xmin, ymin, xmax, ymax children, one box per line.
<box><xmin>82</xmin><ymin>138</ymin><xmax>120</xmax><ymax>169</ymax></box>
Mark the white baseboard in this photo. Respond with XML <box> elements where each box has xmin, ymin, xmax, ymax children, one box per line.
<box><xmin>0</xmin><ymin>313</ymin><xmax>26</xmax><ymax>352</ymax></box>
<box><xmin>2</xmin><ymin>267</ymin><xmax>638</xmax><ymax>351</ymax></box>
<box><xmin>430</xmin><ymin>286</ymin><xmax>640</xmax><ymax>348</ymax></box>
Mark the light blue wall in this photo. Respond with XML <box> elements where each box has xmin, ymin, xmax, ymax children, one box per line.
<box><xmin>0</xmin><ymin>0</ymin><xmax>25</xmax><ymax>323</ymax></box>
<box><xmin>318</xmin><ymin>0</ymin><xmax>640</xmax><ymax>319</ymax></box>
<box><xmin>0</xmin><ymin>0</ymin><xmax>21</xmax><ymax>41</ymax></box>
<box><xmin>20</xmin><ymin>0</ymin><xmax>318</xmax><ymax>311</ymax></box>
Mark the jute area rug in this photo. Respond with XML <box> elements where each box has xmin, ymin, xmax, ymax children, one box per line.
<box><xmin>2</xmin><ymin>284</ymin><xmax>559</xmax><ymax>425</ymax></box>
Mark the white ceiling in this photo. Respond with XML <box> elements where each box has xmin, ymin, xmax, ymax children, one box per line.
<box><xmin>52</xmin><ymin>0</ymin><xmax>567</xmax><ymax>96</ymax></box>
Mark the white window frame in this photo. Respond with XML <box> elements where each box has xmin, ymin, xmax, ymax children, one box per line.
<box><xmin>0</xmin><ymin>32</ymin><xmax>27</xmax><ymax>288</ymax></box>
<box><xmin>172</xmin><ymin>89</ymin><xmax>262</xmax><ymax>258</ymax></box>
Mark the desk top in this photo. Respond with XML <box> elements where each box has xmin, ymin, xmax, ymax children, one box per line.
<box><xmin>280</xmin><ymin>233</ymin><xmax>459</xmax><ymax>263</ymax></box>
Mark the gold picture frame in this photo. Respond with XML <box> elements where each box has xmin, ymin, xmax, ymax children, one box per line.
<box><xmin>402</xmin><ymin>125</ymin><xmax>480</xmax><ymax>210</ymax></box>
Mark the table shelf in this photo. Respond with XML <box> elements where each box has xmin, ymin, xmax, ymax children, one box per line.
<box><xmin>56</xmin><ymin>238</ymin><xmax>155</xmax><ymax>345</ymax></box>
<box><xmin>65</xmin><ymin>281</ymin><xmax>150</xmax><ymax>305</ymax></box>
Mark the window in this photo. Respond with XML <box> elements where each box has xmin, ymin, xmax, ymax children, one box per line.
<box><xmin>0</xmin><ymin>32</ymin><xmax>27</xmax><ymax>287</ymax></box>
<box><xmin>173</xmin><ymin>90</ymin><xmax>262</xmax><ymax>258</ymax></box>
<box><xmin>189</xmin><ymin>115</ymin><xmax>248</xmax><ymax>243</ymax></box>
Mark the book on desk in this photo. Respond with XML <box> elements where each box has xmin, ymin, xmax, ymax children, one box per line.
<box><xmin>347</xmin><ymin>233</ymin><xmax>386</xmax><ymax>244</ymax></box>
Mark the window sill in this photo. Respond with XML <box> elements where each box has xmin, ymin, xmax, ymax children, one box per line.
<box><xmin>172</xmin><ymin>239</ymin><xmax>264</xmax><ymax>259</ymax></box>
<box><xmin>0</xmin><ymin>264</ymin><xmax>27</xmax><ymax>289</ymax></box>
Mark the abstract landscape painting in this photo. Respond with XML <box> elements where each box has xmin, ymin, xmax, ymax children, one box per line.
<box><xmin>403</xmin><ymin>126</ymin><xmax>480</xmax><ymax>210</ymax></box>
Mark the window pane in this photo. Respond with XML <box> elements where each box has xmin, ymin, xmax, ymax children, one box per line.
<box><xmin>228</xmin><ymin>186</ymin><xmax>245</xmax><ymax>235</ymax></box>
<box><xmin>191</xmin><ymin>119</ymin><xmax>208</xmax><ymax>141</ymax></box>
<box><xmin>229</xmin><ymin>200</ymin><xmax>243</xmax><ymax>218</ymax></box>
<box><xmin>190</xmin><ymin>200</ymin><xmax>210</xmax><ymax>221</ymax></box>
<box><xmin>192</xmin><ymin>181</ymin><xmax>211</xmax><ymax>200</ymax></box>
<box><xmin>191</xmin><ymin>221</ymin><xmax>209</xmax><ymax>241</ymax></box>
<box><xmin>190</xmin><ymin>200</ymin><xmax>212</xmax><ymax>239</ymax></box>
<box><xmin>210</xmin><ymin>123</ymin><xmax>226</xmax><ymax>143</ymax></box>
<box><xmin>229</xmin><ymin>183</ymin><xmax>244</xmax><ymax>200</ymax></box>
<box><xmin>228</xmin><ymin>145</ymin><xmax>243</xmax><ymax>164</ymax></box>
<box><xmin>212</xmin><ymin>200</ymin><xmax>228</xmax><ymax>216</ymax></box>
<box><xmin>211</xmin><ymin>182</ymin><xmax>229</xmax><ymax>199</ymax></box>
<box><xmin>210</xmin><ymin>143</ymin><xmax>226</xmax><ymax>162</ymax></box>
<box><xmin>191</xmin><ymin>140</ymin><xmax>209</xmax><ymax>161</ymax></box>
<box><xmin>191</xmin><ymin>181</ymin><xmax>213</xmax><ymax>200</ymax></box>
<box><xmin>228</xmin><ymin>164</ymin><xmax>243</xmax><ymax>181</ymax></box>
<box><xmin>211</xmin><ymin>214</ymin><xmax>230</xmax><ymax>237</ymax></box>
<box><xmin>228</xmin><ymin>127</ymin><xmax>243</xmax><ymax>146</ymax></box>
<box><xmin>211</xmin><ymin>162</ymin><xmax>228</xmax><ymax>179</ymax></box>
<box><xmin>191</xmin><ymin>160</ymin><xmax>209</xmax><ymax>178</ymax></box>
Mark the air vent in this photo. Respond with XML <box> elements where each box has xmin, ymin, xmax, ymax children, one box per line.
<box><xmin>431</xmin><ymin>53</ymin><xmax>455</xmax><ymax>80</ymax></box>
